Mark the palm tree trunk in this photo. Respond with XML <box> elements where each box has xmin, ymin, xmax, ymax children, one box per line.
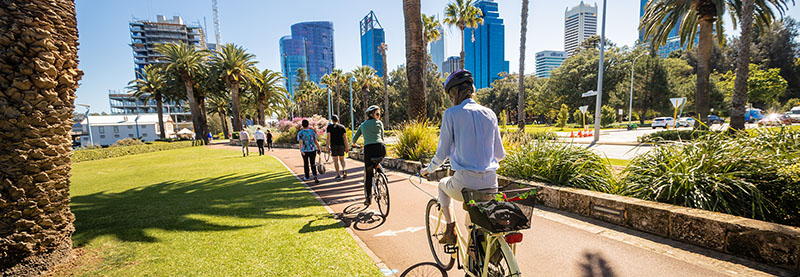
<box><xmin>730</xmin><ymin>0</ymin><xmax>754</xmax><ymax>131</ymax></box>
<box><xmin>257</xmin><ymin>92</ymin><xmax>266</xmax><ymax>126</ymax></box>
<box><xmin>219</xmin><ymin>108</ymin><xmax>230</xmax><ymax>139</ymax></box>
<box><xmin>196</xmin><ymin>95</ymin><xmax>209</xmax><ymax>144</ymax></box>
<box><xmin>517</xmin><ymin>0</ymin><xmax>529</xmax><ymax>131</ymax></box>
<box><xmin>460</xmin><ymin>27</ymin><xmax>466</xmax><ymax>70</ymax></box>
<box><xmin>155</xmin><ymin>91</ymin><xmax>166</xmax><ymax>139</ymax></box>
<box><xmin>403</xmin><ymin>0</ymin><xmax>427</xmax><ymax>121</ymax></box>
<box><xmin>695</xmin><ymin>17</ymin><xmax>714</xmax><ymax>128</ymax></box>
<box><xmin>231</xmin><ymin>81</ymin><xmax>242</xmax><ymax>131</ymax></box>
<box><xmin>1</xmin><ymin>1</ymin><xmax>81</xmax><ymax>274</ymax></box>
<box><xmin>184</xmin><ymin>79</ymin><xmax>207</xmax><ymax>144</ymax></box>
<box><xmin>361</xmin><ymin>87</ymin><xmax>369</xmax><ymax>117</ymax></box>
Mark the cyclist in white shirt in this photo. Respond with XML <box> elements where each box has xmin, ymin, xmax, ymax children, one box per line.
<box><xmin>420</xmin><ymin>70</ymin><xmax>505</xmax><ymax>245</ymax></box>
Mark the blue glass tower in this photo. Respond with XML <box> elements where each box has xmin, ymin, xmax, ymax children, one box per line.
<box><xmin>639</xmin><ymin>0</ymin><xmax>686</xmax><ymax>58</ymax></box>
<box><xmin>360</xmin><ymin>11</ymin><xmax>386</xmax><ymax>77</ymax></box>
<box><xmin>464</xmin><ymin>0</ymin><xmax>509</xmax><ymax>89</ymax></box>
<box><xmin>280</xmin><ymin>21</ymin><xmax>335</xmax><ymax>96</ymax></box>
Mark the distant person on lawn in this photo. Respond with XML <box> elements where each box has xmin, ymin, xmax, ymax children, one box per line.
<box><xmin>326</xmin><ymin>115</ymin><xmax>349</xmax><ymax>180</ymax></box>
<box><xmin>267</xmin><ymin>129</ymin><xmax>274</xmax><ymax>151</ymax></box>
<box><xmin>298</xmin><ymin>119</ymin><xmax>322</xmax><ymax>183</ymax></box>
<box><xmin>239</xmin><ymin>129</ymin><xmax>250</xmax><ymax>157</ymax></box>
<box><xmin>254</xmin><ymin>127</ymin><xmax>266</xmax><ymax>155</ymax></box>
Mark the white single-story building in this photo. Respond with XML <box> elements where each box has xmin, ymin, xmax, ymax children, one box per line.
<box><xmin>79</xmin><ymin>114</ymin><xmax>175</xmax><ymax>146</ymax></box>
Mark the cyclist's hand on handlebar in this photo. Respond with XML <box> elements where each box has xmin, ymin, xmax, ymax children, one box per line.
<box><xmin>419</xmin><ymin>167</ymin><xmax>430</xmax><ymax>177</ymax></box>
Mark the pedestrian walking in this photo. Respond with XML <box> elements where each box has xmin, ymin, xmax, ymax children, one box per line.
<box><xmin>326</xmin><ymin>115</ymin><xmax>349</xmax><ymax>179</ymax></box>
<box><xmin>239</xmin><ymin>129</ymin><xmax>250</xmax><ymax>157</ymax></box>
<box><xmin>297</xmin><ymin>119</ymin><xmax>322</xmax><ymax>183</ymax></box>
<box><xmin>267</xmin><ymin>129</ymin><xmax>274</xmax><ymax>151</ymax></box>
<box><xmin>254</xmin><ymin>127</ymin><xmax>266</xmax><ymax>155</ymax></box>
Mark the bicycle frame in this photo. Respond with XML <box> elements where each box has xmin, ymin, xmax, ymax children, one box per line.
<box><xmin>433</xmin><ymin>203</ymin><xmax>521</xmax><ymax>277</ymax></box>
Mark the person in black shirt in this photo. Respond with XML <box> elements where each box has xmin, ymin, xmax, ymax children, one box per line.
<box><xmin>266</xmin><ymin>129</ymin><xmax>273</xmax><ymax>151</ymax></box>
<box><xmin>326</xmin><ymin>115</ymin><xmax>349</xmax><ymax>179</ymax></box>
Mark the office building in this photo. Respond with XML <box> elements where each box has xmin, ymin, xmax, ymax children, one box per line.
<box><xmin>535</xmin><ymin>50</ymin><xmax>567</xmax><ymax>78</ymax></box>
<box><xmin>429</xmin><ymin>26</ymin><xmax>446</xmax><ymax>76</ymax></box>
<box><xmin>108</xmin><ymin>89</ymin><xmax>192</xmax><ymax>130</ymax></box>
<box><xmin>564</xmin><ymin>1</ymin><xmax>597</xmax><ymax>56</ymax></box>
<box><xmin>442</xmin><ymin>56</ymin><xmax>462</xmax><ymax>77</ymax></box>
<box><xmin>464</xmin><ymin>0</ymin><xmax>510</xmax><ymax>89</ymax></box>
<box><xmin>639</xmin><ymin>0</ymin><xmax>689</xmax><ymax>58</ymax></box>
<box><xmin>130</xmin><ymin>15</ymin><xmax>206</xmax><ymax>77</ymax></box>
<box><xmin>280</xmin><ymin>21</ymin><xmax>335</xmax><ymax>96</ymax></box>
<box><xmin>79</xmin><ymin>114</ymin><xmax>176</xmax><ymax>146</ymax></box>
<box><xmin>360</xmin><ymin>11</ymin><xmax>386</xmax><ymax>77</ymax></box>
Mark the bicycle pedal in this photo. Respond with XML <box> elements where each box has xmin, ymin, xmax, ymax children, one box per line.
<box><xmin>444</xmin><ymin>244</ymin><xmax>458</xmax><ymax>254</ymax></box>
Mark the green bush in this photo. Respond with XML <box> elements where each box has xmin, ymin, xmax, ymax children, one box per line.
<box><xmin>500</xmin><ymin>130</ymin><xmax>557</xmax><ymax>150</ymax></box>
<box><xmin>572</xmin><ymin>109</ymin><xmax>592</xmax><ymax>125</ymax></box>
<box><xmin>73</xmin><ymin>141</ymin><xmax>198</xmax><ymax>163</ymax></box>
<box><xmin>600</xmin><ymin>105</ymin><xmax>617</xmax><ymax>127</ymax></box>
<box><xmin>557</xmin><ymin>104</ymin><xmax>569</xmax><ymax>130</ymax></box>
<box><xmin>112</xmin><ymin>138</ymin><xmax>144</xmax><ymax>147</ymax></box>
<box><xmin>499</xmin><ymin>110</ymin><xmax>507</xmax><ymax>128</ymax></box>
<box><xmin>637</xmin><ymin>130</ymin><xmax>718</xmax><ymax>143</ymax></box>
<box><xmin>393</xmin><ymin>121</ymin><xmax>438</xmax><ymax>162</ymax></box>
<box><xmin>499</xmin><ymin>139</ymin><xmax>615</xmax><ymax>192</ymax></box>
<box><xmin>274</xmin><ymin>126</ymin><xmax>300</xmax><ymax>144</ymax></box>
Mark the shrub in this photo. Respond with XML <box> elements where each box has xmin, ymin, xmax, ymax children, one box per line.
<box><xmin>499</xmin><ymin>139</ymin><xmax>615</xmax><ymax>192</ymax></box>
<box><xmin>637</xmin><ymin>130</ymin><xmax>718</xmax><ymax>143</ymax></box>
<box><xmin>556</xmin><ymin>104</ymin><xmax>569</xmax><ymax>129</ymax></box>
<box><xmin>600</xmin><ymin>105</ymin><xmax>617</xmax><ymax>127</ymax></box>
<box><xmin>73</xmin><ymin>141</ymin><xmax>197</xmax><ymax>163</ymax></box>
<box><xmin>112</xmin><ymin>138</ymin><xmax>144</xmax><ymax>147</ymax></box>
<box><xmin>393</xmin><ymin>121</ymin><xmax>438</xmax><ymax>162</ymax></box>
<box><xmin>501</xmin><ymin>130</ymin><xmax>557</xmax><ymax>150</ymax></box>
<box><xmin>271</xmin><ymin>115</ymin><xmax>329</xmax><ymax>145</ymax></box>
<box><xmin>572</xmin><ymin>109</ymin><xmax>592</xmax><ymax>126</ymax></box>
<box><xmin>499</xmin><ymin>110</ymin><xmax>507</xmax><ymax>128</ymax></box>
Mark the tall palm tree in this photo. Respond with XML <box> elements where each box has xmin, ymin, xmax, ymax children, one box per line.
<box><xmin>404</xmin><ymin>0</ymin><xmax>427</xmax><ymax>122</ymax></box>
<box><xmin>207</xmin><ymin>94</ymin><xmax>231</xmax><ymax>139</ymax></box>
<box><xmin>640</xmin><ymin>0</ymin><xmax>789</xmax><ymax>127</ymax></box>
<box><xmin>378</xmin><ymin>43</ymin><xmax>390</xmax><ymax>126</ymax></box>
<box><xmin>351</xmin><ymin>66</ymin><xmax>383</xmax><ymax>120</ymax></box>
<box><xmin>128</xmin><ymin>64</ymin><xmax>168</xmax><ymax>139</ymax></box>
<box><xmin>253</xmin><ymin>69</ymin><xmax>287</xmax><ymax>125</ymax></box>
<box><xmin>422</xmin><ymin>13</ymin><xmax>442</xmax><ymax>119</ymax></box>
<box><xmin>444</xmin><ymin>0</ymin><xmax>484</xmax><ymax>70</ymax></box>
<box><xmin>517</xmin><ymin>0</ymin><xmax>530</xmax><ymax>131</ymax></box>
<box><xmin>155</xmin><ymin>42</ymin><xmax>210</xmax><ymax>144</ymax></box>
<box><xmin>210</xmin><ymin>43</ymin><xmax>257</xmax><ymax>132</ymax></box>
<box><xmin>1</xmin><ymin>0</ymin><xmax>82</xmax><ymax>274</ymax></box>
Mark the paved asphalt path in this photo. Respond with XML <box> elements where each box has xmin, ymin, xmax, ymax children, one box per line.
<box><xmin>228</xmin><ymin>146</ymin><xmax>788</xmax><ymax>276</ymax></box>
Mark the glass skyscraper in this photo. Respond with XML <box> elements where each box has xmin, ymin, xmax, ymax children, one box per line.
<box><xmin>564</xmin><ymin>1</ymin><xmax>597</xmax><ymax>56</ymax></box>
<box><xmin>280</xmin><ymin>21</ymin><xmax>335</xmax><ymax>96</ymax></box>
<box><xmin>639</xmin><ymin>0</ymin><xmax>689</xmax><ymax>58</ymax></box>
<box><xmin>430</xmin><ymin>26</ymin><xmax>445</xmax><ymax>77</ymax></box>
<box><xmin>360</xmin><ymin>11</ymin><xmax>386</xmax><ymax>77</ymax></box>
<box><xmin>464</xmin><ymin>0</ymin><xmax>509</xmax><ymax>90</ymax></box>
<box><xmin>535</xmin><ymin>50</ymin><xmax>567</xmax><ymax>78</ymax></box>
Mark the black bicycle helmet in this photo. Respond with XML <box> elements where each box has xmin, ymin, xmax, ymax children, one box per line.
<box><xmin>444</xmin><ymin>70</ymin><xmax>473</xmax><ymax>92</ymax></box>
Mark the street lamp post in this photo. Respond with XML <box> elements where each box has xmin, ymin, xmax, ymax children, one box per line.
<box><xmin>77</xmin><ymin>104</ymin><xmax>93</xmax><ymax>146</ymax></box>
<box><xmin>593</xmin><ymin>0</ymin><xmax>608</xmax><ymax>142</ymax></box>
<box><xmin>628</xmin><ymin>53</ymin><xmax>646</xmax><ymax>127</ymax></box>
<box><xmin>349</xmin><ymin>77</ymin><xmax>354</xmax><ymax>131</ymax></box>
<box><xmin>327</xmin><ymin>87</ymin><xmax>332</xmax><ymax>121</ymax></box>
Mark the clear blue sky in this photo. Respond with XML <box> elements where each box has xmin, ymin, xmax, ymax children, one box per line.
<box><xmin>74</xmin><ymin>0</ymin><xmax>800</xmax><ymax>113</ymax></box>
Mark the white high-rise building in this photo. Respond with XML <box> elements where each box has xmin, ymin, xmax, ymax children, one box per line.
<box><xmin>564</xmin><ymin>1</ymin><xmax>597</xmax><ymax>56</ymax></box>
<box><xmin>429</xmin><ymin>26</ymin><xmax>445</xmax><ymax>77</ymax></box>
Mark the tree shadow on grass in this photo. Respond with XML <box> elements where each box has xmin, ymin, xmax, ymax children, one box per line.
<box><xmin>71</xmin><ymin>171</ymin><xmax>324</xmax><ymax>246</ymax></box>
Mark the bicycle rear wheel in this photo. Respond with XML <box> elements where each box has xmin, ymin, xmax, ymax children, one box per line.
<box><xmin>374</xmin><ymin>172</ymin><xmax>390</xmax><ymax>217</ymax></box>
<box><xmin>425</xmin><ymin>199</ymin><xmax>454</xmax><ymax>270</ymax></box>
<box><xmin>399</xmin><ymin>262</ymin><xmax>447</xmax><ymax>277</ymax></box>
<box><xmin>484</xmin><ymin>237</ymin><xmax>516</xmax><ymax>277</ymax></box>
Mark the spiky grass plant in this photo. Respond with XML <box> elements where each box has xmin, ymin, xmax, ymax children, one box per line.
<box><xmin>393</xmin><ymin>121</ymin><xmax>439</xmax><ymax>162</ymax></box>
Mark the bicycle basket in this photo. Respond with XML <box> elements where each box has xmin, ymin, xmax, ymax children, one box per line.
<box><xmin>461</xmin><ymin>184</ymin><xmax>537</xmax><ymax>233</ymax></box>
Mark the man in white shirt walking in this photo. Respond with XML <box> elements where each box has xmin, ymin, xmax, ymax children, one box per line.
<box><xmin>254</xmin><ymin>127</ymin><xmax>266</xmax><ymax>156</ymax></box>
<box><xmin>239</xmin><ymin>129</ymin><xmax>250</xmax><ymax>157</ymax></box>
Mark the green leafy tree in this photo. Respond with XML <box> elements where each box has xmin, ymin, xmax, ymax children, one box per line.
<box><xmin>600</xmin><ymin>105</ymin><xmax>617</xmax><ymax>127</ymax></box>
<box><xmin>444</xmin><ymin>0</ymin><xmax>483</xmax><ymax>69</ymax></box>
<box><xmin>210</xmin><ymin>43</ymin><xmax>257</xmax><ymax>131</ymax></box>
<box><xmin>556</xmin><ymin>104</ymin><xmax>569</xmax><ymax>130</ymax></box>
<box><xmin>499</xmin><ymin>110</ymin><xmax>508</xmax><ymax>128</ymax></box>
<box><xmin>127</xmin><ymin>64</ymin><xmax>168</xmax><ymax>139</ymax></box>
<box><xmin>155</xmin><ymin>42</ymin><xmax>211</xmax><ymax>144</ymax></box>
<box><xmin>753</xmin><ymin>18</ymin><xmax>800</xmax><ymax>101</ymax></box>
<box><xmin>720</xmin><ymin>64</ymin><xmax>788</xmax><ymax>109</ymax></box>
<box><xmin>206</xmin><ymin>95</ymin><xmax>230</xmax><ymax>139</ymax></box>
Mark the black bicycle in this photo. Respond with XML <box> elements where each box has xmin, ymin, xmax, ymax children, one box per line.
<box><xmin>368</xmin><ymin>156</ymin><xmax>390</xmax><ymax>217</ymax></box>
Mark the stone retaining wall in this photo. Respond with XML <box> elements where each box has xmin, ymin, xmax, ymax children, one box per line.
<box><xmin>348</xmin><ymin>151</ymin><xmax>800</xmax><ymax>272</ymax></box>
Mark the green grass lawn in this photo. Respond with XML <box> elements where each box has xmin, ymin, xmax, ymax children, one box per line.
<box><xmin>66</xmin><ymin>147</ymin><xmax>379</xmax><ymax>276</ymax></box>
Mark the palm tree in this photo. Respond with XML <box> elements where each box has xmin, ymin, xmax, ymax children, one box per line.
<box><xmin>404</xmin><ymin>0</ymin><xmax>427</xmax><ymax>121</ymax></box>
<box><xmin>210</xmin><ymin>43</ymin><xmax>257</xmax><ymax>132</ymax></box>
<box><xmin>1</xmin><ymin>0</ymin><xmax>81</xmax><ymax>274</ymax></box>
<box><xmin>640</xmin><ymin>0</ymin><xmax>790</xmax><ymax>127</ymax></box>
<box><xmin>127</xmin><ymin>64</ymin><xmax>168</xmax><ymax>139</ymax></box>
<box><xmin>444</xmin><ymin>0</ymin><xmax>484</xmax><ymax>70</ymax></box>
<box><xmin>253</xmin><ymin>69</ymin><xmax>287</xmax><ymax>125</ymax></box>
<box><xmin>422</xmin><ymin>14</ymin><xmax>443</xmax><ymax>119</ymax></box>
<box><xmin>155</xmin><ymin>42</ymin><xmax>210</xmax><ymax>144</ymax></box>
<box><xmin>207</xmin><ymin>94</ymin><xmax>231</xmax><ymax>139</ymax></box>
<box><xmin>378</xmin><ymin>43</ymin><xmax>390</xmax><ymax>126</ymax></box>
<box><xmin>517</xmin><ymin>0</ymin><xmax>530</xmax><ymax>131</ymax></box>
<box><xmin>351</xmin><ymin>66</ymin><xmax>383</xmax><ymax>120</ymax></box>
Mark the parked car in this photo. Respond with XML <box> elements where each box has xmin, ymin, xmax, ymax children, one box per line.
<box><xmin>745</xmin><ymin>108</ymin><xmax>764</xmax><ymax>123</ymax></box>
<box><xmin>758</xmin><ymin>114</ymin><xmax>791</xmax><ymax>127</ymax></box>
<box><xmin>788</xmin><ymin>106</ymin><xmax>800</xmax><ymax>123</ymax></box>
<box><xmin>651</xmin><ymin>117</ymin><xmax>675</xmax><ymax>129</ymax></box>
<box><xmin>707</xmin><ymin>115</ymin><xmax>725</xmax><ymax>124</ymax></box>
<box><xmin>677</xmin><ymin>117</ymin><xmax>696</xmax><ymax>127</ymax></box>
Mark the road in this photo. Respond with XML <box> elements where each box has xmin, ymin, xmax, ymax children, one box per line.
<box><xmin>257</xmin><ymin>147</ymin><xmax>790</xmax><ymax>276</ymax></box>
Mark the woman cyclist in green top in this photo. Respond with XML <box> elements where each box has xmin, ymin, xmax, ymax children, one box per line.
<box><xmin>352</xmin><ymin>105</ymin><xmax>385</xmax><ymax>206</ymax></box>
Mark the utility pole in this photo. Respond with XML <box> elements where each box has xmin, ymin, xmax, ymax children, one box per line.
<box><xmin>593</xmin><ymin>0</ymin><xmax>607</xmax><ymax>142</ymax></box>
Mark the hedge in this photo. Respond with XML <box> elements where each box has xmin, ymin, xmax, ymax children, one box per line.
<box><xmin>637</xmin><ymin>129</ymin><xmax>717</xmax><ymax>143</ymax></box>
<box><xmin>72</xmin><ymin>141</ymin><xmax>200</xmax><ymax>163</ymax></box>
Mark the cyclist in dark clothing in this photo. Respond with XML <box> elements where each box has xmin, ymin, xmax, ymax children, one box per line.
<box><xmin>352</xmin><ymin>105</ymin><xmax>385</xmax><ymax>206</ymax></box>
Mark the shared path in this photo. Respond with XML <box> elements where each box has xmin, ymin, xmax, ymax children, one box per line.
<box><xmin>230</xmin><ymin>145</ymin><xmax>789</xmax><ymax>276</ymax></box>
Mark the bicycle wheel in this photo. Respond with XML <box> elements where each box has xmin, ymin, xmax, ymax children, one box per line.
<box><xmin>399</xmin><ymin>262</ymin><xmax>447</xmax><ymax>277</ymax></box>
<box><xmin>425</xmin><ymin>199</ymin><xmax>454</xmax><ymax>270</ymax></box>
<box><xmin>374</xmin><ymin>172</ymin><xmax>390</xmax><ymax>217</ymax></box>
<box><xmin>484</xmin><ymin>237</ymin><xmax>516</xmax><ymax>277</ymax></box>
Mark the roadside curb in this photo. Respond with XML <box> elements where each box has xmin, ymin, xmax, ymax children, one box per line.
<box><xmin>558</xmin><ymin>140</ymin><xmax>652</xmax><ymax>147</ymax></box>
<box><xmin>271</xmin><ymin>155</ymin><xmax>395</xmax><ymax>277</ymax></box>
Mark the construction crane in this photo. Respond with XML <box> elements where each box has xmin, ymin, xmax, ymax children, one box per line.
<box><xmin>212</xmin><ymin>0</ymin><xmax>221</xmax><ymax>46</ymax></box>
